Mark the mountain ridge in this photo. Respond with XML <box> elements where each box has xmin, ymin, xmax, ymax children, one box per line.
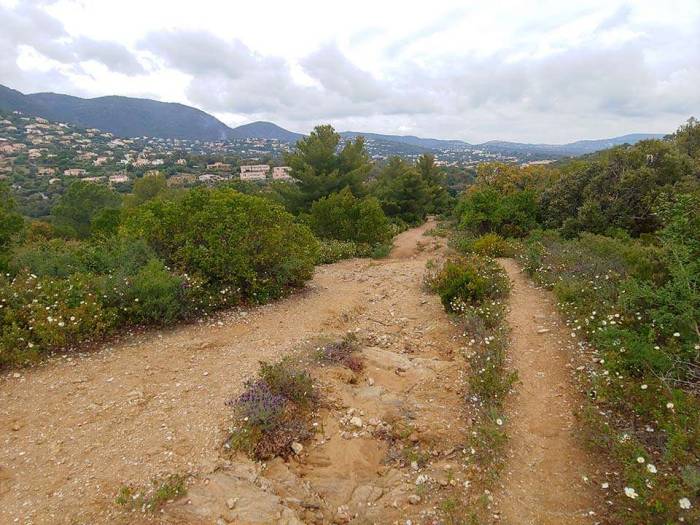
<box><xmin>0</xmin><ymin>84</ymin><xmax>665</xmax><ymax>156</ymax></box>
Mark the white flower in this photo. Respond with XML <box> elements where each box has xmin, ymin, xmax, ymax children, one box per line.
<box><xmin>601</xmin><ymin>482</ymin><xmax>609</xmax><ymax>489</ymax></box>
<box><xmin>673</xmin><ymin>332</ymin><xmax>680</xmax><ymax>337</ymax></box>
<box><xmin>679</xmin><ymin>497</ymin><xmax>691</xmax><ymax>509</ymax></box>
<box><xmin>667</xmin><ymin>402</ymin><xmax>674</xmax><ymax>409</ymax></box>
<box><xmin>641</xmin><ymin>384</ymin><xmax>648</xmax><ymax>390</ymax></box>
<box><xmin>624</xmin><ymin>487</ymin><xmax>638</xmax><ymax>499</ymax></box>
<box><xmin>637</xmin><ymin>456</ymin><xmax>645</xmax><ymax>464</ymax></box>
<box><xmin>646</xmin><ymin>464</ymin><xmax>657</xmax><ymax>474</ymax></box>
<box><xmin>496</xmin><ymin>418</ymin><xmax>503</xmax><ymax>426</ymax></box>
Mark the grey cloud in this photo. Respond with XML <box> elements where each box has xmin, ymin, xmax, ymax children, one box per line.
<box><xmin>301</xmin><ymin>44</ymin><xmax>384</xmax><ymax>102</ymax></box>
<box><xmin>138</xmin><ymin>21</ymin><xmax>698</xmax><ymax>142</ymax></box>
<box><xmin>140</xmin><ymin>30</ymin><xmax>434</xmax><ymax>118</ymax></box>
<box><xmin>73</xmin><ymin>38</ymin><xmax>145</xmax><ymax>75</ymax></box>
<box><xmin>3</xmin><ymin>1</ymin><xmax>699</xmax><ymax>143</ymax></box>
<box><xmin>141</xmin><ymin>30</ymin><xmax>267</xmax><ymax>78</ymax></box>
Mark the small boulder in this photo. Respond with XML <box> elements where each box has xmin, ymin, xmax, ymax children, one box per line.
<box><xmin>349</xmin><ymin>416</ymin><xmax>363</xmax><ymax>428</ymax></box>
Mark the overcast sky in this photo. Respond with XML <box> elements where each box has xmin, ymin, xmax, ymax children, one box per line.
<box><xmin>1</xmin><ymin>0</ymin><xmax>698</xmax><ymax>142</ymax></box>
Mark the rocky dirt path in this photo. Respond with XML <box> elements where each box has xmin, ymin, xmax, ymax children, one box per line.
<box><xmin>1</xmin><ymin>228</ymin><xmax>606</xmax><ymax>525</ymax></box>
<box><xmin>494</xmin><ymin>259</ymin><xmax>602</xmax><ymax>525</ymax></box>
<box><xmin>0</xmin><ymin>220</ymin><xmax>476</xmax><ymax>524</ymax></box>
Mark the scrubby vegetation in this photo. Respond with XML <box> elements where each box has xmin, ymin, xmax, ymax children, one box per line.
<box><xmin>453</xmin><ymin>117</ymin><xmax>700</xmax><ymax>522</ymax></box>
<box><xmin>316</xmin><ymin>334</ymin><xmax>364</xmax><ymax>372</ymax></box>
<box><xmin>0</xmin><ymin>126</ymin><xmax>453</xmax><ymax>368</ymax></box>
<box><xmin>225</xmin><ymin>358</ymin><xmax>319</xmax><ymax>460</ymax></box>
<box><xmin>427</xmin><ymin>254</ymin><xmax>514</xmax><ymax>507</ymax></box>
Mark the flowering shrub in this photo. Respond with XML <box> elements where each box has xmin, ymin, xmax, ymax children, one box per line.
<box><xmin>427</xmin><ymin>255</ymin><xmax>510</xmax><ymax>313</ymax></box>
<box><xmin>316</xmin><ymin>239</ymin><xmax>363</xmax><ymax>264</ymax></box>
<box><xmin>455</xmin><ymin>233</ymin><xmax>515</xmax><ymax>258</ymax></box>
<box><xmin>0</xmin><ymin>188</ymin><xmax>324</xmax><ymax>368</ymax></box>
<box><xmin>520</xmin><ymin>220</ymin><xmax>699</xmax><ymax>523</ymax></box>
<box><xmin>0</xmin><ymin>272</ymin><xmax>117</xmax><ymax>367</ymax></box>
<box><xmin>226</xmin><ymin>358</ymin><xmax>319</xmax><ymax>459</ymax></box>
<box><xmin>427</xmin><ymin>253</ymin><xmax>514</xmax><ymax>495</ymax></box>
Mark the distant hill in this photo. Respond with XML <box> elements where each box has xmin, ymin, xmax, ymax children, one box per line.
<box><xmin>0</xmin><ymin>84</ymin><xmax>233</xmax><ymax>140</ymax></box>
<box><xmin>480</xmin><ymin>134</ymin><xmax>665</xmax><ymax>157</ymax></box>
<box><xmin>340</xmin><ymin>130</ymin><xmax>664</xmax><ymax>157</ymax></box>
<box><xmin>0</xmin><ymin>84</ymin><xmax>665</xmax><ymax>155</ymax></box>
<box><xmin>229</xmin><ymin>121</ymin><xmax>304</xmax><ymax>141</ymax></box>
<box><xmin>340</xmin><ymin>131</ymin><xmax>468</xmax><ymax>150</ymax></box>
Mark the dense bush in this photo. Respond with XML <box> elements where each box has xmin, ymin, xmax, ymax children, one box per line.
<box><xmin>456</xmin><ymin>186</ymin><xmax>538</xmax><ymax>238</ymax></box>
<box><xmin>0</xmin><ymin>184</ymin><xmax>25</xmax><ymax>272</ymax></box>
<box><xmin>455</xmin><ymin>233</ymin><xmax>514</xmax><ymax>258</ymax></box>
<box><xmin>373</xmin><ymin>155</ymin><xmax>451</xmax><ymax>224</ymax></box>
<box><xmin>427</xmin><ymin>255</ymin><xmax>510</xmax><ymax>314</ymax></box>
<box><xmin>51</xmin><ymin>180</ymin><xmax>121</xmax><ymax>239</ymax></box>
<box><xmin>308</xmin><ymin>187</ymin><xmax>391</xmax><ymax>246</ymax></box>
<box><xmin>122</xmin><ymin>187</ymin><xmax>319</xmax><ymax>303</ymax></box>
<box><xmin>0</xmin><ymin>271</ymin><xmax>117</xmax><ymax>367</ymax></box>
<box><xmin>539</xmin><ymin>131</ymin><xmax>698</xmax><ymax>238</ymax></box>
<box><xmin>315</xmin><ymin>239</ymin><xmax>364</xmax><ymax>264</ymax></box>
<box><xmin>119</xmin><ymin>259</ymin><xmax>185</xmax><ymax>325</ymax></box>
<box><xmin>1</xmin><ymin>188</ymin><xmax>320</xmax><ymax>367</ymax></box>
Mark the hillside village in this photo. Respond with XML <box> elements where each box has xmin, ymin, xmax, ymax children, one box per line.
<box><xmin>0</xmin><ymin>110</ymin><xmax>514</xmax><ymax>218</ymax></box>
<box><xmin>0</xmin><ymin>111</ymin><xmax>303</xmax><ymax>217</ymax></box>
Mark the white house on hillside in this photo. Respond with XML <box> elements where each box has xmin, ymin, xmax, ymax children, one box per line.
<box><xmin>240</xmin><ymin>164</ymin><xmax>269</xmax><ymax>181</ymax></box>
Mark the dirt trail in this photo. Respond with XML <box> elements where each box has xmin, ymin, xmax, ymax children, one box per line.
<box><xmin>0</xmin><ymin>220</ymin><xmax>472</xmax><ymax>524</ymax></box>
<box><xmin>495</xmin><ymin>259</ymin><xmax>601</xmax><ymax>525</ymax></box>
<box><xmin>1</xmin><ymin>228</ymin><xmax>604</xmax><ymax>524</ymax></box>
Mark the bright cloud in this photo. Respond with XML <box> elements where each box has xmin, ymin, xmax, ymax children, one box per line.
<box><xmin>1</xmin><ymin>0</ymin><xmax>698</xmax><ymax>142</ymax></box>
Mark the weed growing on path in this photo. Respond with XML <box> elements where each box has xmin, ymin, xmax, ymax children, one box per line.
<box><xmin>226</xmin><ymin>358</ymin><xmax>319</xmax><ymax>460</ymax></box>
<box><xmin>116</xmin><ymin>474</ymin><xmax>187</xmax><ymax>513</ymax></box>
<box><xmin>316</xmin><ymin>334</ymin><xmax>364</xmax><ymax>372</ymax></box>
<box><xmin>427</xmin><ymin>254</ymin><xmax>514</xmax><ymax>518</ymax></box>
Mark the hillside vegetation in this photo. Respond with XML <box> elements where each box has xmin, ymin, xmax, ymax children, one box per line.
<box><xmin>454</xmin><ymin>117</ymin><xmax>700</xmax><ymax>523</ymax></box>
<box><xmin>0</xmin><ymin>125</ymin><xmax>449</xmax><ymax>367</ymax></box>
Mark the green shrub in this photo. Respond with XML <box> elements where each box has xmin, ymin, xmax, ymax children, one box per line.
<box><xmin>122</xmin><ymin>187</ymin><xmax>319</xmax><ymax>303</ymax></box>
<box><xmin>0</xmin><ymin>272</ymin><xmax>117</xmax><ymax>367</ymax></box>
<box><xmin>316</xmin><ymin>239</ymin><xmax>360</xmax><ymax>264</ymax></box>
<box><xmin>121</xmin><ymin>259</ymin><xmax>184</xmax><ymax>325</ymax></box>
<box><xmin>370</xmin><ymin>242</ymin><xmax>392</xmax><ymax>259</ymax></box>
<box><xmin>427</xmin><ymin>255</ymin><xmax>510</xmax><ymax>313</ymax></box>
<box><xmin>456</xmin><ymin>233</ymin><xmax>514</xmax><ymax>257</ymax></box>
<box><xmin>9</xmin><ymin>239</ymin><xmax>87</xmax><ymax>278</ymax></box>
<box><xmin>308</xmin><ymin>187</ymin><xmax>391</xmax><ymax>246</ymax></box>
<box><xmin>456</xmin><ymin>186</ymin><xmax>538</xmax><ymax>238</ymax></box>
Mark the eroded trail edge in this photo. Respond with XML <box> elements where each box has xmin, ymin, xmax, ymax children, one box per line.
<box><xmin>494</xmin><ymin>259</ymin><xmax>601</xmax><ymax>525</ymax></box>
